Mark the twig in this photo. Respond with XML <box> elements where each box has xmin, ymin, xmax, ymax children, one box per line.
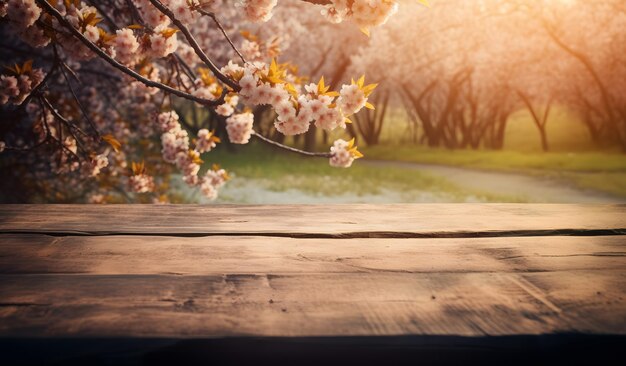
<box><xmin>197</xmin><ymin>9</ymin><xmax>246</xmax><ymax>64</ymax></box>
<box><xmin>252</xmin><ymin>130</ymin><xmax>332</xmax><ymax>158</ymax></box>
<box><xmin>173</xmin><ymin>53</ymin><xmax>197</xmax><ymax>79</ymax></box>
<box><xmin>58</xmin><ymin>61</ymin><xmax>101</xmax><ymax>139</ymax></box>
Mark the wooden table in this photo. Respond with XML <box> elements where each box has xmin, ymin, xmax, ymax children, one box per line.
<box><xmin>0</xmin><ymin>204</ymin><xmax>624</xmax><ymax>365</ymax></box>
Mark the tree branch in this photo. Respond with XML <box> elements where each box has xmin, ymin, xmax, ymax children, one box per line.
<box><xmin>197</xmin><ymin>9</ymin><xmax>246</xmax><ymax>64</ymax></box>
<box><xmin>35</xmin><ymin>0</ymin><xmax>226</xmax><ymax>106</ymax></box>
<box><xmin>252</xmin><ymin>130</ymin><xmax>332</xmax><ymax>158</ymax></box>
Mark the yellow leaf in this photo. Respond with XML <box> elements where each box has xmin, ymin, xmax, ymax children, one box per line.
<box><xmin>188</xmin><ymin>150</ymin><xmax>203</xmax><ymax>165</ymax></box>
<box><xmin>128</xmin><ymin>24</ymin><xmax>143</xmax><ymax>30</ymax></box>
<box><xmin>240</xmin><ymin>30</ymin><xmax>258</xmax><ymax>42</ymax></box>
<box><xmin>285</xmin><ymin>83</ymin><xmax>299</xmax><ymax>99</ymax></box>
<box><xmin>317</xmin><ymin>76</ymin><xmax>326</xmax><ymax>94</ymax></box>
<box><xmin>417</xmin><ymin>0</ymin><xmax>431</xmax><ymax>8</ymax></box>
<box><xmin>344</xmin><ymin>117</ymin><xmax>353</xmax><ymax>124</ymax></box>
<box><xmin>365</xmin><ymin>102</ymin><xmax>375</xmax><ymax>110</ymax></box>
<box><xmin>350</xmin><ymin>147</ymin><xmax>364</xmax><ymax>159</ymax></box>
<box><xmin>22</xmin><ymin>60</ymin><xmax>33</xmax><ymax>73</ymax></box>
<box><xmin>357</xmin><ymin>75</ymin><xmax>365</xmax><ymax>88</ymax></box>
<box><xmin>102</xmin><ymin>134</ymin><xmax>121</xmax><ymax>153</ymax></box>
<box><xmin>83</xmin><ymin>12</ymin><xmax>96</xmax><ymax>25</ymax></box>
<box><xmin>362</xmin><ymin>83</ymin><xmax>378</xmax><ymax>94</ymax></box>
<box><xmin>160</xmin><ymin>28</ymin><xmax>179</xmax><ymax>38</ymax></box>
<box><xmin>348</xmin><ymin>137</ymin><xmax>355</xmax><ymax>149</ymax></box>
<box><xmin>131</xmin><ymin>160</ymin><xmax>145</xmax><ymax>175</ymax></box>
<box><xmin>360</xmin><ymin>27</ymin><xmax>370</xmax><ymax>37</ymax></box>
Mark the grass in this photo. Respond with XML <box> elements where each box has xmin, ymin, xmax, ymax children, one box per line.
<box><xmin>361</xmin><ymin>145</ymin><xmax>626</xmax><ymax>173</ymax></box>
<box><xmin>201</xmin><ymin>143</ymin><xmax>524</xmax><ymax>202</ymax></box>
<box><xmin>361</xmin><ymin>145</ymin><xmax>626</xmax><ymax>198</ymax></box>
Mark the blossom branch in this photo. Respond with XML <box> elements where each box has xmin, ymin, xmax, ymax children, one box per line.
<box><xmin>35</xmin><ymin>0</ymin><xmax>226</xmax><ymax>107</ymax></box>
<box><xmin>147</xmin><ymin>0</ymin><xmax>241</xmax><ymax>91</ymax></box>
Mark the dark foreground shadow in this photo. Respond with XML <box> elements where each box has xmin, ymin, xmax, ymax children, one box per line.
<box><xmin>1</xmin><ymin>334</ymin><xmax>624</xmax><ymax>366</ymax></box>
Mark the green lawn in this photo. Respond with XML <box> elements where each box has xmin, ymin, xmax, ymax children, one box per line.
<box><xmin>361</xmin><ymin>145</ymin><xmax>626</xmax><ymax>173</ymax></box>
<box><xmin>361</xmin><ymin>145</ymin><xmax>626</xmax><ymax>198</ymax></box>
<box><xmin>200</xmin><ymin>143</ymin><xmax>523</xmax><ymax>202</ymax></box>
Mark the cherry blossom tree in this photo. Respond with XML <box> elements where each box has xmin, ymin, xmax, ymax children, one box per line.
<box><xmin>0</xmin><ymin>0</ymin><xmax>423</xmax><ymax>203</ymax></box>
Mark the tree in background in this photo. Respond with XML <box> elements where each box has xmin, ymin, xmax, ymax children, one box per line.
<box><xmin>351</xmin><ymin>0</ymin><xmax>625</xmax><ymax>151</ymax></box>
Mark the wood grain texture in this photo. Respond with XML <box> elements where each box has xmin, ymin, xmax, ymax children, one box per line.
<box><xmin>0</xmin><ymin>234</ymin><xmax>624</xmax><ymax>275</ymax></box>
<box><xmin>0</xmin><ymin>204</ymin><xmax>624</xmax><ymax>236</ymax></box>
<box><xmin>0</xmin><ymin>271</ymin><xmax>624</xmax><ymax>337</ymax></box>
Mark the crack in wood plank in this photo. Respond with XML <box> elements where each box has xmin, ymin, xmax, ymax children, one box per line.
<box><xmin>0</xmin><ymin>228</ymin><xmax>624</xmax><ymax>238</ymax></box>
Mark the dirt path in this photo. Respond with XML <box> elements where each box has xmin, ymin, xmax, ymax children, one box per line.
<box><xmin>363</xmin><ymin>160</ymin><xmax>625</xmax><ymax>203</ymax></box>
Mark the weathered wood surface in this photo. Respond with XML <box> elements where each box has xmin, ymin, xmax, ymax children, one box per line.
<box><xmin>1</xmin><ymin>271</ymin><xmax>624</xmax><ymax>338</ymax></box>
<box><xmin>0</xmin><ymin>204</ymin><xmax>624</xmax><ymax>342</ymax></box>
<box><xmin>0</xmin><ymin>204</ymin><xmax>624</xmax><ymax>236</ymax></box>
<box><xmin>0</xmin><ymin>234</ymin><xmax>624</xmax><ymax>274</ymax></box>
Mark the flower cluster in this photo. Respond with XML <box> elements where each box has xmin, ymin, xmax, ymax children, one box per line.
<box><xmin>192</xmin><ymin>68</ymin><xmax>225</xmax><ymax>104</ymax></box>
<box><xmin>115</xmin><ymin>28</ymin><xmax>140</xmax><ymax>65</ymax></box>
<box><xmin>55</xmin><ymin>2</ymin><xmax>107</xmax><ymax>59</ymax></box>
<box><xmin>0</xmin><ymin>60</ymin><xmax>45</xmax><ymax>105</ymax></box>
<box><xmin>195</xmin><ymin>129</ymin><xmax>221</xmax><ymax>153</ymax></box>
<box><xmin>149</xmin><ymin>27</ymin><xmax>179</xmax><ymax>58</ymax></box>
<box><xmin>329</xmin><ymin>138</ymin><xmax>363</xmax><ymax>168</ymax></box>
<box><xmin>167</xmin><ymin>0</ymin><xmax>197</xmax><ymax>25</ymax></box>
<box><xmin>134</xmin><ymin>0</ymin><xmax>170</xmax><ymax>28</ymax></box>
<box><xmin>215</xmin><ymin>94</ymin><xmax>239</xmax><ymax>117</ymax></box>
<box><xmin>239</xmin><ymin>0</ymin><xmax>278</xmax><ymax>22</ymax></box>
<box><xmin>4</xmin><ymin>0</ymin><xmax>41</xmax><ymax>29</ymax></box>
<box><xmin>156</xmin><ymin>111</ymin><xmax>229</xmax><ymax>199</ymax></box>
<box><xmin>235</xmin><ymin>60</ymin><xmax>375</xmax><ymax>139</ymax></box>
<box><xmin>200</xmin><ymin>164</ymin><xmax>229</xmax><ymax>200</ymax></box>
<box><xmin>129</xmin><ymin>161</ymin><xmax>156</xmax><ymax>193</ymax></box>
<box><xmin>321</xmin><ymin>0</ymin><xmax>401</xmax><ymax>32</ymax></box>
<box><xmin>85</xmin><ymin>154</ymin><xmax>109</xmax><ymax>177</ymax></box>
<box><xmin>225</xmin><ymin>112</ymin><xmax>255</xmax><ymax>144</ymax></box>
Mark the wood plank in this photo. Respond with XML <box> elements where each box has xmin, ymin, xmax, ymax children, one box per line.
<box><xmin>0</xmin><ymin>271</ymin><xmax>624</xmax><ymax>337</ymax></box>
<box><xmin>0</xmin><ymin>234</ymin><xmax>624</xmax><ymax>274</ymax></box>
<box><xmin>0</xmin><ymin>204</ymin><xmax>624</xmax><ymax>236</ymax></box>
